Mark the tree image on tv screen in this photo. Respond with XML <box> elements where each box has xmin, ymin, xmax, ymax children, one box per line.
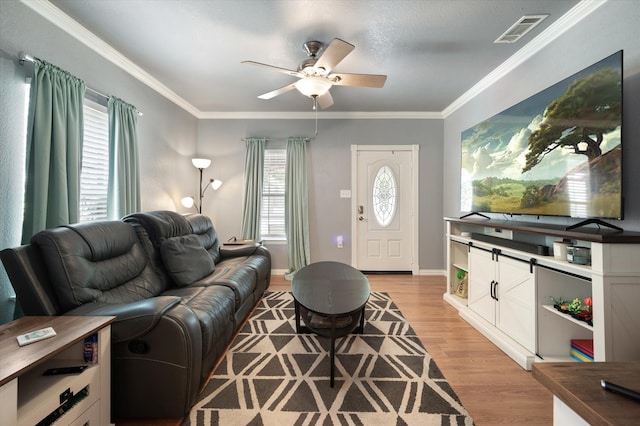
<box><xmin>460</xmin><ymin>51</ymin><xmax>622</xmax><ymax>219</ymax></box>
<box><xmin>523</xmin><ymin>68</ymin><xmax>621</xmax><ymax>173</ymax></box>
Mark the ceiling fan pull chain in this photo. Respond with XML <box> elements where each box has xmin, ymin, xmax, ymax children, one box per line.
<box><xmin>314</xmin><ymin>96</ymin><xmax>319</xmax><ymax>136</ymax></box>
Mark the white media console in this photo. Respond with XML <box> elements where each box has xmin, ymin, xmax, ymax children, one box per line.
<box><xmin>444</xmin><ymin>217</ymin><xmax>640</xmax><ymax>370</ymax></box>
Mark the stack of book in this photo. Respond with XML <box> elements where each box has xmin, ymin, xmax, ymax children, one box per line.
<box><xmin>571</xmin><ymin>339</ymin><xmax>594</xmax><ymax>362</ymax></box>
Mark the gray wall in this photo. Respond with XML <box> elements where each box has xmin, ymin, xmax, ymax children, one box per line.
<box><xmin>1</xmin><ymin>0</ymin><xmax>638</xmax><ymax>323</ymax></box>
<box><xmin>196</xmin><ymin>118</ymin><xmax>444</xmax><ymax>271</ymax></box>
<box><xmin>0</xmin><ymin>1</ymin><xmax>199</xmax><ymax>322</ymax></box>
<box><xmin>443</xmin><ymin>0</ymin><xmax>640</xmax><ymax>232</ymax></box>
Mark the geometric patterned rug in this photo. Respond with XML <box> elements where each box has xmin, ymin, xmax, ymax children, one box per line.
<box><xmin>183</xmin><ymin>291</ymin><xmax>474</xmax><ymax>426</ymax></box>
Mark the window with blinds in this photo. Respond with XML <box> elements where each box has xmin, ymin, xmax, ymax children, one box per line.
<box><xmin>79</xmin><ymin>100</ymin><xmax>109</xmax><ymax>222</ymax></box>
<box><xmin>261</xmin><ymin>148</ymin><xmax>286</xmax><ymax>240</ymax></box>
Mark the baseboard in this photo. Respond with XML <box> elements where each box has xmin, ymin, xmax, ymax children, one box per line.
<box><xmin>418</xmin><ymin>269</ymin><xmax>446</xmax><ymax>276</ymax></box>
<box><xmin>272</xmin><ymin>269</ymin><xmax>445</xmax><ymax>276</ymax></box>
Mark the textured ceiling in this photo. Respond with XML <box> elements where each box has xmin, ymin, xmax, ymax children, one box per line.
<box><xmin>48</xmin><ymin>0</ymin><xmax>584</xmax><ymax>115</ymax></box>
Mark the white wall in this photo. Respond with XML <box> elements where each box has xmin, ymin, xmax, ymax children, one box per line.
<box><xmin>443</xmin><ymin>0</ymin><xmax>640</xmax><ymax>232</ymax></box>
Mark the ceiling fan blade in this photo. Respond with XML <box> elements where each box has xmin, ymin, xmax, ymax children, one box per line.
<box><xmin>314</xmin><ymin>38</ymin><xmax>355</xmax><ymax>74</ymax></box>
<box><xmin>331</xmin><ymin>73</ymin><xmax>387</xmax><ymax>88</ymax></box>
<box><xmin>316</xmin><ymin>91</ymin><xmax>334</xmax><ymax>109</ymax></box>
<box><xmin>257</xmin><ymin>82</ymin><xmax>297</xmax><ymax>100</ymax></box>
<box><xmin>241</xmin><ymin>61</ymin><xmax>303</xmax><ymax>78</ymax></box>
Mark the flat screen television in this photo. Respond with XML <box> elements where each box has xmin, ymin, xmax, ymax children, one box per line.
<box><xmin>461</xmin><ymin>51</ymin><xmax>623</xmax><ymax>223</ymax></box>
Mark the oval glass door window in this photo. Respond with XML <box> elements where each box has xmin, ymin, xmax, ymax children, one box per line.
<box><xmin>372</xmin><ymin>165</ymin><xmax>397</xmax><ymax>226</ymax></box>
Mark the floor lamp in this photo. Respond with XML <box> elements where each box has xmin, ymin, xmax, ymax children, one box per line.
<box><xmin>181</xmin><ymin>158</ymin><xmax>222</xmax><ymax>213</ymax></box>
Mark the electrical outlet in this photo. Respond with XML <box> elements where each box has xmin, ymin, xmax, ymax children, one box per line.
<box><xmin>337</xmin><ymin>235</ymin><xmax>343</xmax><ymax>248</ymax></box>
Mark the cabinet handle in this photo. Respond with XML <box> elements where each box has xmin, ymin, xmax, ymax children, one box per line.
<box><xmin>490</xmin><ymin>280</ymin><xmax>499</xmax><ymax>301</ymax></box>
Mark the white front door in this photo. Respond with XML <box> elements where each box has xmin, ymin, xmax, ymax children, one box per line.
<box><xmin>351</xmin><ymin>145</ymin><xmax>419</xmax><ymax>273</ymax></box>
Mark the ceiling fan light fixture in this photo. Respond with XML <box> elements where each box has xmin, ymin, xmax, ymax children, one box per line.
<box><xmin>295</xmin><ymin>76</ymin><xmax>332</xmax><ymax>97</ymax></box>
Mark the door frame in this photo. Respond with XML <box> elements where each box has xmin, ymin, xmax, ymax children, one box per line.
<box><xmin>350</xmin><ymin>144</ymin><xmax>420</xmax><ymax>274</ymax></box>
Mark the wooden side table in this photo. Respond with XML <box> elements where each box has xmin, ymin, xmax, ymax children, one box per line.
<box><xmin>0</xmin><ymin>315</ymin><xmax>115</xmax><ymax>426</ymax></box>
<box><xmin>532</xmin><ymin>361</ymin><xmax>640</xmax><ymax>425</ymax></box>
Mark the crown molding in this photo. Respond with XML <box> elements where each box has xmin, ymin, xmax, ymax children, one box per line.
<box><xmin>197</xmin><ymin>111</ymin><xmax>443</xmax><ymax>120</ymax></box>
<box><xmin>442</xmin><ymin>0</ymin><xmax>607</xmax><ymax>118</ymax></box>
<box><xmin>23</xmin><ymin>0</ymin><xmax>605</xmax><ymax>121</ymax></box>
<box><xmin>20</xmin><ymin>0</ymin><xmax>200</xmax><ymax>117</ymax></box>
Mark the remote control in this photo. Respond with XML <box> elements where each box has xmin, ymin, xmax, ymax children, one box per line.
<box><xmin>43</xmin><ymin>366</ymin><xmax>88</xmax><ymax>376</ymax></box>
<box><xmin>601</xmin><ymin>380</ymin><xmax>640</xmax><ymax>402</ymax></box>
<box><xmin>16</xmin><ymin>326</ymin><xmax>57</xmax><ymax>346</ymax></box>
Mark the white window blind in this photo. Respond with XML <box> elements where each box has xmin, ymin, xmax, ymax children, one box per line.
<box><xmin>261</xmin><ymin>148</ymin><xmax>286</xmax><ymax>240</ymax></box>
<box><xmin>79</xmin><ymin>101</ymin><xmax>109</xmax><ymax>222</ymax></box>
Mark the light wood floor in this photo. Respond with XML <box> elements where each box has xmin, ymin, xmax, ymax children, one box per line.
<box><xmin>272</xmin><ymin>273</ymin><xmax>553</xmax><ymax>425</ymax></box>
<box><xmin>118</xmin><ymin>274</ymin><xmax>553</xmax><ymax>425</ymax></box>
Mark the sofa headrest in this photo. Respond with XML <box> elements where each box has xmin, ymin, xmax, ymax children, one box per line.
<box><xmin>123</xmin><ymin>210</ymin><xmax>192</xmax><ymax>247</ymax></box>
<box><xmin>31</xmin><ymin>221</ymin><xmax>165</xmax><ymax>312</ymax></box>
<box><xmin>65</xmin><ymin>220</ymin><xmax>138</xmax><ymax>261</ymax></box>
<box><xmin>184</xmin><ymin>214</ymin><xmax>221</xmax><ymax>264</ymax></box>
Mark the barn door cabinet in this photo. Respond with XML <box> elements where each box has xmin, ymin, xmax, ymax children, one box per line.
<box><xmin>467</xmin><ymin>246</ymin><xmax>536</xmax><ymax>355</ymax></box>
<box><xmin>444</xmin><ymin>217</ymin><xmax>640</xmax><ymax>370</ymax></box>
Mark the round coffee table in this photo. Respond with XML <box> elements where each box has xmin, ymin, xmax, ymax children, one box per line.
<box><xmin>291</xmin><ymin>261</ymin><xmax>371</xmax><ymax>387</ymax></box>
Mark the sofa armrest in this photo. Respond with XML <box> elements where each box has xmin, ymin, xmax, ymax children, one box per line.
<box><xmin>68</xmin><ymin>295</ymin><xmax>204</xmax><ymax>419</ymax></box>
<box><xmin>220</xmin><ymin>242</ymin><xmax>263</xmax><ymax>258</ymax></box>
<box><xmin>64</xmin><ymin>296</ymin><xmax>183</xmax><ymax>342</ymax></box>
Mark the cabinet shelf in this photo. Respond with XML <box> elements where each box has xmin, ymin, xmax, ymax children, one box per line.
<box><xmin>453</xmin><ymin>263</ymin><xmax>467</xmax><ymax>272</ymax></box>
<box><xmin>542</xmin><ymin>305</ymin><xmax>592</xmax><ymax>331</ymax></box>
<box><xmin>18</xmin><ymin>360</ymin><xmax>99</xmax><ymax>426</ymax></box>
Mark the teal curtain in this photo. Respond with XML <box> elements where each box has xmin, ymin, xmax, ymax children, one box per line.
<box><xmin>284</xmin><ymin>137</ymin><xmax>310</xmax><ymax>280</ymax></box>
<box><xmin>21</xmin><ymin>60</ymin><xmax>86</xmax><ymax>244</ymax></box>
<box><xmin>241</xmin><ymin>137</ymin><xmax>265</xmax><ymax>239</ymax></box>
<box><xmin>107</xmin><ymin>96</ymin><xmax>141</xmax><ymax>219</ymax></box>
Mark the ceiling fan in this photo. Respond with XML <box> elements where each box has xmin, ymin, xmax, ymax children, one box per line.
<box><xmin>242</xmin><ymin>38</ymin><xmax>387</xmax><ymax>109</ymax></box>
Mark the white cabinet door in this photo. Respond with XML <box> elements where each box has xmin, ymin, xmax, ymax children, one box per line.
<box><xmin>496</xmin><ymin>256</ymin><xmax>537</xmax><ymax>353</ymax></box>
<box><xmin>468</xmin><ymin>247</ymin><xmax>497</xmax><ymax>324</ymax></box>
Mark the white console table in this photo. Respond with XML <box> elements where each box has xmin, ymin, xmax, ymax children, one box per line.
<box><xmin>0</xmin><ymin>315</ymin><xmax>115</xmax><ymax>426</ymax></box>
<box><xmin>444</xmin><ymin>217</ymin><xmax>640</xmax><ymax>370</ymax></box>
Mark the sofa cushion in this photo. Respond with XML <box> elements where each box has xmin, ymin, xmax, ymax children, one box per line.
<box><xmin>31</xmin><ymin>221</ymin><xmax>165</xmax><ymax>312</ymax></box>
<box><xmin>192</xmin><ymin>261</ymin><xmax>257</xmax><ymax>310</ymax></box>
<box><xmin>162</xmin><ymin>285</ymin><xmax>235</xmax><ymax>382</ymax></box>
<box><xmin>185</xmin><ymin>214</ymin><xmax>222</xmax><ymax>264</ymax></box>
<box><xmin>161</xmin><ymin>235</ymin><xmax>215</xmax><ymax>287</ymax></box>
<box><xmin>124</xmin><ymin>211</ymin><xmax>192</xmax><ymax>247</ymax></box>
<box><xmin>124</xmin><ymin>211</ymin><xmax>198</xmax><ymax>289</ymax></box>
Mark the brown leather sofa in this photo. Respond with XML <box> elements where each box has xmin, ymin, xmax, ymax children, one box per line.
<box><xmin>0</xmin><ymin>210</ymin><xmax>270</xmax><ymax>420</ymax></box>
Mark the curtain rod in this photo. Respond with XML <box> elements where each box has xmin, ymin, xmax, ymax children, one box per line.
<box><xmin>19</xmin><ymin>51</ymin><xmax>143</xmax><ymax>116</ymax></box>
<box><xmin>241</xmin><ymin>137</ymin><xmax>311</xmax><ymax>143</ymax></box>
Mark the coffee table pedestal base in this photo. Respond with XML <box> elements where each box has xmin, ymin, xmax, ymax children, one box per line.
<box><xmin>294</xmin><ymin>301</ymin><xmax>365</xmax><ymax>387</ymax></box>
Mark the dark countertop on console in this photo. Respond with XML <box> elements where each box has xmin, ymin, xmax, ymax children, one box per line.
<box><xmin>532</xmin><ymin>362</ymin><xmax>640</xmax><ymax>426</ymax></box>
<box><xmin>445</xmin><ymin>217</ymin><xmax>640</xmax><ymax>243</ymax></box>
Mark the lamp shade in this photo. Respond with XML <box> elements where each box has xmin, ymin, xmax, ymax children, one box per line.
<box><xmin>211</xmin><ymin>179</ymin><xmax>223</xmax><ymax>190</ymax></box>
<box><xmin>181</xmin><ymin>196</ymin><xmax>195</xmax><ymax>208</ymax></box>
<box><xmin>295</xmin><ymin>77</ymin><xmax>332</xmax><ymax>97</ymax></box>
<box><xmin>192</xmin><ymin>158</ymin><xmax>211</xmax><ymax>169</ymax></box>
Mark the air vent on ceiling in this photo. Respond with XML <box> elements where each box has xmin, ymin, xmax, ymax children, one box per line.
<box><xmin>494</xmin><ymin>14</ymin><xmax>548</xmax><ymax>44</ymax></box>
